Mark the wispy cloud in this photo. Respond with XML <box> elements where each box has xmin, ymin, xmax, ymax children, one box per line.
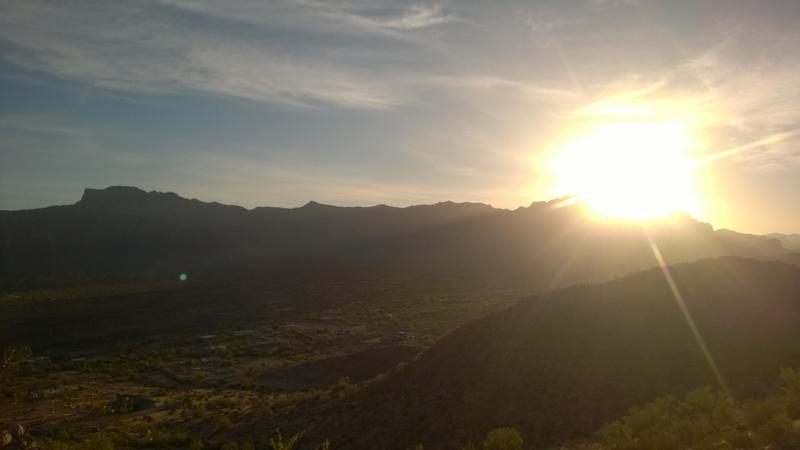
<box><xmin>674</xmin><ymin>36</ymin><xmax>800</xmax><ymax>169</ymax></box>
<box><xmin>156</xmin><ymin>0</ymin><xmax>452</xmax><ymax>35</ymax></box>
<box><xmin>420</xmin><ymin>75</ymin><xmax>580</xmax><ymax>102</ymax></box>
<box><xmin>0</xmin><ymin>114</ymin><xmax>87</xmax><ymax>136</ymax></box>
<box><xmin>0</xmin><ymin>0</ymin><xmax>441</xmax><ymax>109</ymax></box>
<box><xmin>558</xmin><ymin>22</ymin><xmax>800</xmax><ymax>171</ymax></box>
<box><xmin>0</xmin><ymin>0</ymin><xmax>597</xmax><ymax>113</ymax></box>
<box><xmin>0</xmin><ymin>113</ymin><xmax>149</xmax><ymax>167</ymax></box>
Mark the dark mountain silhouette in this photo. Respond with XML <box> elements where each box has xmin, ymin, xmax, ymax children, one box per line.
<box><xmin>291</xmin><ymin>257</ymin><xmax>800</xmax><ymax>449</ymax></box>
<box><xmin>1</xmin><ymin>186</ymin><xmax>797</xmax><ymax>290</ymax></box>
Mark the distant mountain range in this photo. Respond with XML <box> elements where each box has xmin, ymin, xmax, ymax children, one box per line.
<box><xmin>288</xmin><ymin>257</ymin><xmax>800</xmax><ymax>449</ymax></box>
<box><xmin>769</xmin><ymin>233</ymin><xmax>800</xmax><ymax>252</ymax></box>
<box><xmin>1</xmin><ymin>186</ymin><xmax>798</xmax><ymax>290</ymax></box>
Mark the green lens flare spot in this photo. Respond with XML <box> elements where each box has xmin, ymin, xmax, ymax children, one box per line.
<box><xmin>179</xmin><ymin>273</ymin><xmax>188</xmax><ymax>281</ymax></box>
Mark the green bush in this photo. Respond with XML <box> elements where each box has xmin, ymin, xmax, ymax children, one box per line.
<box><xmin>483</xmin><ymin>428</ymin><xmax>523</xmax><ymax>450</ymax></box>
<box><xmin>269</xmin><ymin>431</ymin><xmax>303</xmax><ymax>450</ymax></box>
<box><xmin>593</xmin><ymin>368</ymin><xmax>800</xmax><ymax>450</ymax></box>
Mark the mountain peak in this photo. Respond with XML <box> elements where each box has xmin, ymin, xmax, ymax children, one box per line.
<box><xmin>76</xmin><ymin>186</ymin><xmax>243</xmax><ymax>214</ymax></box>
<box><xmin>298</xmin><ymin>200</ymin><xmax>344</xmax><ymax>211</ymax></box>
<box><xmin>301</xmin><ymin>200</ymin><xmax>326</xmax><ymax>208</ymax></box>
<box><xmin>78</xmin><ymin>186</ymin><xmax>153</xmax><ymax>206</ymax></box>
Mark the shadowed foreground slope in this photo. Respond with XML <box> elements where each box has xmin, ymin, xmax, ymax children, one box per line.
<box><xmin>288</xmin><ymin>257</ymin><xmax>800</xmax><ymax>449</ymax></box>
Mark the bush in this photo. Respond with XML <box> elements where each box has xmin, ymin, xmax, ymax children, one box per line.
<box><xmin>596</xmin><ymin>388</ymin><xmax>744</xmax><ymax>450</ymax></box>
<box><xmin>40</xmin><ymin>434</ymin><xmax>115</xmax><ymax>450</ymax></box>
<box><xmin>333</xmin><ymin>377</ymin><xmax>358</xmax><ymax>398</ymax></box>
<box><xmin>214</xmin><ymin>416</ymin><xmax>234</xmax><ymax>433</ymax></box>
<box><xmin>0</xmin><ymin>345</ymin><xmax>32</xmax><ymax>380</ymax></box>
<box><xmin>269</xmin><ymin>431</ymin><xmax>303</xmax><ymax>450</ymax></box>
<box><xmin>483</xmin><ymin>428</ymin><xmax>523</xmax><ymax>450</ymax></box>
<box><xmin>592</xmin><ymin>368</ymin><xmax>800</xmax><ymax>450</ymax></box>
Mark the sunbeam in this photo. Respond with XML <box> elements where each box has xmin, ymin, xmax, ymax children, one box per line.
<box><xmin>645</xmin><ymin>233</ymin><xmax>731</xmax><ymax>396</ymax></box>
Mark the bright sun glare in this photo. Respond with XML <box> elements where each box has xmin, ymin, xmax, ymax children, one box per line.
<box><xmin>553</xmin><ymin>120</ymin><xmax>699</xmax><ymax>220</ymax></box>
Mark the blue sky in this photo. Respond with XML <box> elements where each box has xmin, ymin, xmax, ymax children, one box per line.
<box><xmin>1</xmin><ymin>0</ymin><xmax>799</xmax><ymax>233</ymax></box>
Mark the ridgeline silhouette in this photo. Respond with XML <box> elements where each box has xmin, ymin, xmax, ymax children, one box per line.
<box><xmin>1</xmin><ymin>186</ymin><xmax>797</xmax><ymax>290</ymax></box>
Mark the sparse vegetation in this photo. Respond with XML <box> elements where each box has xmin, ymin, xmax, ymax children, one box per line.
<box><xmin>483</xmin><ymin>428</ymin><xmax>524</xmax><ymax>450</ymax></box>
<box><xmin>0</xmin><ymin>277</ymin><xmax>519</xmax><ymax>450</ymax></box>
<box><xmin>0</xmin><ymin>345</ymin><xmax>32</xmax><ymax>379</ymax></box>
<box><xmin>584</xmin><ymin>368</ymin><xmax>800</xmax><ymax>450</ymax></box>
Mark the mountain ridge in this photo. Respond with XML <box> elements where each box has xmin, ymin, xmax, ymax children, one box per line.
<box><xmin>65</xmin><ymin>185</ymin><xmax>501</xmax><ymax>214</ymax></box>
<box><xmin>1</xmin><ymin>186</ymin><xmax>797</xmax><ymax>291</ymax></box>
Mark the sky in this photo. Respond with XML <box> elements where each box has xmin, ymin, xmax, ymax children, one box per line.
<box><xmin>1</xmin><ymin>0</ymin><xmax>799</xmax><ymax>233</ymax></box>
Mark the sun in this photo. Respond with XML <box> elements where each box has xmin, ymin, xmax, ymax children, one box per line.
<box><xmin>552</xmin><ymin>121</ymin><xmax>699</xmax><ymax>220</ymax></box>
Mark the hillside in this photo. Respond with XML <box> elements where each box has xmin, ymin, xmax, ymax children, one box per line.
<box><xmin>770</xmin><ymin>233</ymin><xmax>800</xmax><ymax>252</ymax></box>
<box><xmin>1</xmin><ymin>186</ymin><xmax>797</xmax><ymax>290</ymax></box>
<box><xmin>285</xmin><ymin>257</ymin><xmax>800</xmax><ymax>449</ymax></box>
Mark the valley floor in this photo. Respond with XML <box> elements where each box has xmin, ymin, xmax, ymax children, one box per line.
<box><xmin>0</xmin><ymin>278</ymin><xmax>523</xmax><ymax>449</ymax></box>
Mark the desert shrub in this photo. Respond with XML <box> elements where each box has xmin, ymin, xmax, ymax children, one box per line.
<box><xmin>40</xmin><ymin>434</ymin><xmax>116</xmax><ymax>450</ymax></box>
<box><xmin>213</xmin><ymin>416</ymin><xmax>234</xmax><ymax>433</ymax></box>
<box><xmin>269</xmin><ymin>431</ymin><xmax>303</xmax><ymax>450</ymax></box>
<box><xmin>0</xmin><ymin>345</ymin><xmax>32</xmax><ymax>381</ymax></box>
<box><xmin>134</xmin><ymin>429</ymin><xmax>190</xmax><ymax>447</ymax></box>
<box><xmin>780</xmin><ymin>367</ymin><xmax>800</xmax><ymax>406</ymax></box>
<box><xmin>332</xmin><ymin>377</ymin><xmax>358</xmax><ymax>398</ymax></box>
<box><xmin>597</xmin><ymin>387</ymin><xmax>743</xmax><ymax>450</ymax></box>
<box><xmin>593</xmin><ymin>368</ymin><xmax>800</xmax><ymax>450</ymax></box>
<box><xmin>483</xmin><ymin>428</ymin><xmax>523</xmax><ymax>450</ymax></box>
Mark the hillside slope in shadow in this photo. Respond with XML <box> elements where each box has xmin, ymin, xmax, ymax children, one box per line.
<box><xmin>289</xmin><ymin>257</ymin><xmax>800</xmax><ymax>449</ymax></box>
